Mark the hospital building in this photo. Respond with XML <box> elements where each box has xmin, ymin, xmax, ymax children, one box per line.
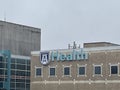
<box><xmin>31</xmin><ymin>42</ymin><xmax>120</xmax><ymax>90</ymax></box>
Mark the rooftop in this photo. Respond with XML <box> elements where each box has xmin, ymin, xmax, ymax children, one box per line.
<box><xmin>31</xmin><ymin>42</ymin><xmax>120</xmax><ymax>55</ymax></box>
<box><xmin>84</xmin><ymin>42</ymin><xmax>120</xmax><ymax>48</ymax></box>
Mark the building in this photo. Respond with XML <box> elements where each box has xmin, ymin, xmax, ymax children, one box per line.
<box><xmin>0</xmin><ymin>20</ymin><xmax>41</xmax><ymax>56</ymax></box>
<box><xmin>0</xmin><ymin>20</ymin><xmax>41</xmax><ymax>90</ymax></box>
<box><xmin>0</xmin><ymin>50</ymin><xmax>30</xmax><ymax>90</ymax></box>
<box><xmin>31</xmin><ymin>42</ymin><xmax>120</xmax><ymax>90</ymax></box>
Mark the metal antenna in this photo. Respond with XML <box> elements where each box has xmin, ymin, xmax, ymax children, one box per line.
<box><xmin>73</xmin><ymin>41</ymin><xmax>76</xmax><ymax>49</ymax></box>
<box><xmin>68</xmin><ymin>44</ymin><xmax>71</xmax><ymax>49</ymax></box>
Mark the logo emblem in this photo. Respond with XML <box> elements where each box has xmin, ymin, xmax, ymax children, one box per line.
<box><xmin>40</xmin><ymin>52</ymin><xmax>49</xmax><ymax>65</ymax></box>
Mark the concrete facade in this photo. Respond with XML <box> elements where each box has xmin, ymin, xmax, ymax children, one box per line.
<box><xmin>84</xmin><ymin>42</ymin><xmax>120</xmax><ymax>48</ymax></box>
<box><xmin>0</xmin><ymin>20</ymin><xmax>41</xmax><ymax>56</ymax></box>
<box><xmin>0</xmin><ymin>20</ymin><xmax>41</xmax><ymax>90</ymax></box>
<box><xmin>31</xmin><ymin>42</ymin><xmax>120</xmax><ymax>90</ymax></box>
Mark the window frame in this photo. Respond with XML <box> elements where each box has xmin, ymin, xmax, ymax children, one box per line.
<box><xmin>109</xmin><ymin>63</ymin><xmax>119</xmax><ymax>76</ymax></box>
<box><xmin>63</xmin><ymin>65</ymin><xmax>71</xmax><ymax>77</ymax></box>
<box><xmin>48</xmin><ymin>66</ymin><xmax>57</xmax><ymax>77</ymax></box>
<box><xmin>35</xmin><ymin>66</ymin><xmax>43</xmax><ymax>77</ymax></box>
<box><xmin>93</xmin><ymin>64</ymin><xmax>102</xmax><ymax>77</ymax></box>
<box><xmin>77</xmin><ymin>64</ymin><xmax>87</xmax><ymax>77</ymax></box>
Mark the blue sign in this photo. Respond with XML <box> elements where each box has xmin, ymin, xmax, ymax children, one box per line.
<box><xmin>40</xmin><ymin>52</ymin><xmax>49</xmax><ymax>65</ymax></box>
<box><xmin>40</xmin><ymin>49</ymin><xmax>88</xmax><ymax>65</ymax></box>
<box><xmin>51</xmin><ymin>49</ymin><xmax>88</xmax><ymax>61</ymax></box>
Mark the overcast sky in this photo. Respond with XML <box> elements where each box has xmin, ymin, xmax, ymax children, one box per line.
<box><xmin>0</xmin><ymin>0</ymin><xmax>120</xmax><ymax>50</ymax></box>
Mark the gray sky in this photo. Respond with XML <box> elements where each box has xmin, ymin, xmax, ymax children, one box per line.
<box><xmin>0</xmin><ymin>0</ymin><xmax>120</xmax><ymax>50</ymax></box>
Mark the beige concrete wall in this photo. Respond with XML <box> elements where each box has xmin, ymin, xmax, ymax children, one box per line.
<box><xmin>31</xmin><ymin>50</ymin><xmax>120</xmax><ymax>90</ymax></box>
<box><xmin>31</xmin><ymin>83</ymin><xmax>120</xmax><ymax>90</ymax></box>
<box><xmin>84</xmin><ymin>42</ymin><xmax>120</xmax><ymax>48</ymax></box>
<box><xmin>0</xmin><ymin>20</ymin><xmax>41</xmax><ymax>56</ymax></box>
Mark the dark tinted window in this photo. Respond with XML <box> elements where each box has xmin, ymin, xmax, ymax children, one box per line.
<box><xmin>111</xmin><ymin>66</ymin><xmax>118</xmax><ymax>74</ymax></box>
<box><xmin>64</xmin><ymin>67</ymin><xmax>70</xmax><ymax>75</ymax></box>
<box><xmin>79</xmin><ymin>67</ymin><xmax>85</xmax><ymax>75</ymax></box>
<box><xmin>36</xmin><ymin>68</ymin><xmax>42</xmax><ymax>76</ymax></box>
<box><xmin>95</xmin><ymin>66</ymin><xmax>101</xmax><ymax>74</ymax></box>
<box><xmin>0</xmin><ymin>63</ymin><xmax>5</xmax><ymax>68</ymax></box>
<box><xmin>50</xmin><ymin>68</ymin><xmax>55</xmax><ymax>76</ymax></box>
<box><xmin>11</xmin><ymin>58</ymin><xmax>16</xmax><ymax>63</ymax></box>
<box><xmin>16</xmin><ymin>59</ymin><xmax>26</xmax><ymax>64</ymax></box>
<box><xmin>0</xmin><ymin>56</ymin><xmax>3</xmax><ymax>62</ymax></box>
<box><xmin>0</xmin><ymin>82</ymin><xmax>3</xmax><ymax>87</ymax></box>
<box><xmin>16</xmin><ymin>65</ymin><xmax>26</xmax><ymax>70</ymax></box>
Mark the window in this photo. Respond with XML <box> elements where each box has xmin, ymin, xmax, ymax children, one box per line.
<box><xmin>49</xmin><ymin>67</ymin><xmax>55</xmax><ymax>76</ymax></box>
<box><xmin>109</xmin><ymin>64</ymin><xmax>119</xmax><ymax>76</ymax></box>
<box><xmin>0</xmin><ymin>56</ymin><xmax>3</xmax><ymax>62</ymax></box>
<box><xmin>95</xmin><ymin>66</ymin><xmax>101</xmax><ymax>75</ymax></box>
<box><xmin>16</xmin><ymin>65</ymin><xmax>26</xmax><ymax>70</ymax></box>
<box><xmin>35</xmin><ymin>67</ymin><xmax>42</xmax><ymax>77</ymax></box>
<box><xmin>77</xmin><ymin>64</ymin><xmax>87</xmax><ymax>77</ymax></box>
<box><xmin>0</xmin><ymin>63</ymin><xmax>5</xmax><ymax>68</ymax></box>
<box><xmin>27</xmin><ymin>66</ymin><xmax>30</xmax><ymax>70</ymax></box>
<box><xmin>111</xmin><ymin>65</ymin><xmax>118</xmax><ymax>74</ymax></box>
<box><xmin>64</xmin><ymin>67</ymin><xmax>70</xmax><ymax>76</ymax></box>
<box><xmin>16</xmin><ymin>59</ymin><xmax>26</xmax><ymax>64</ymax></box>
<box><xmin>0</xmin><ymin>82</ymin><xmax>3</xmax><ymax>88</ymax></box>
<box><xmin>11</xmin><ymin>58</ymin><xmax>16</xmax><ymax>64</ymax></box>
<box><xmin>48</xmin><ymin>65</ymin><xmax>57</xmax><ymax>77</ymax></box>
<box><xmin>93</xmin><ymin>64</ymin><xmax>102</xmax><ymax>77</ymax></box>
<box><xmin>79</xmin><ymin>67</ymin><xmax>85</xmax><ymax>75</ymax></box>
